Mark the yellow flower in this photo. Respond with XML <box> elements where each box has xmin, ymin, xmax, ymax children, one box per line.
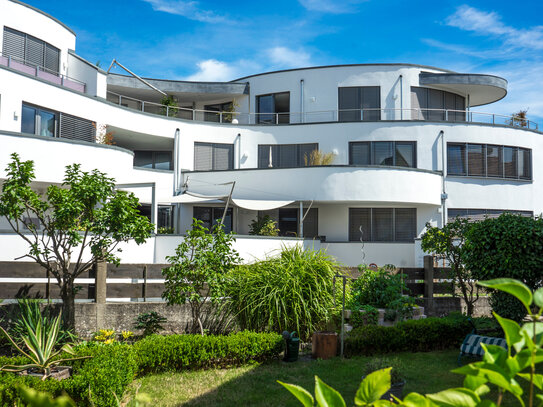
<box><xmin>121</xmin><ymin>330</ymin><xmax>134</xmax><ymax>340</ymax></box>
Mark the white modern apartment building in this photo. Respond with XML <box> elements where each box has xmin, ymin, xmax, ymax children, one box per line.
<box><xmin>0</xmin><ymin>0</ymin><xmax>540</xmax><ymax>267</ymax></box>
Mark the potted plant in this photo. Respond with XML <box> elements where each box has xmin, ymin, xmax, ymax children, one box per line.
<box><xmin>0</xmin><ymin>312</ymin><xmax>90</xmax><ymax>380</ymax></box>
<box><xmin>363</xmin><ymin>357</ymin><xmax>406</xmax><ymax>400</ymax></box>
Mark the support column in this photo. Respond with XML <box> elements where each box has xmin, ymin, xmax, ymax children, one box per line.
<box><xmin>424</xmin><ymin>255</ymin><xmax>434</xmax><ymax>316</ymax></box>
<box><xmin>94</xmin><ymin>260</ymin><xmax>107</xmax><ymax>331</ymax></box>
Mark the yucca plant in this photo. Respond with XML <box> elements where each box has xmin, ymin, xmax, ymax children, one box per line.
<box><xmin>0</xmin><ymin>312</ymin><xmax>90</xmax><ymax>380</ymax></box>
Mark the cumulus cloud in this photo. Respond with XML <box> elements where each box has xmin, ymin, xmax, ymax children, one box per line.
<box><xmin>141</xmin><ymin>0</ymin><xmax>224</xmax><ymax>23</ymax></box>
<box><xmin>268</xmin><ymin>47</ymin><xmax>312</xmax><ymax>69</ymax></box>
<box><xmin>298</xmin><ymin>0</ymin><xmax>367</xmax><ymax>14</ymax></box>
<box><xmin>185</xmin><ymin>59</ymin><xmax>237</xmax><ymax>81</ymax></box>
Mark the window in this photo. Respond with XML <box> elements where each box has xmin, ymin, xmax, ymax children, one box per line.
<box><xmin>411</xmin><ymin>87</ymin><xmax>465</xmax><ymax>121</ymax></box>
<box><xmin>448</xmin><ymin>208</ymin><xmax>533</xmax><ymax>222</ymax></box>
<box><xmin>349</xmin><ymin>208</ymin><xmax>417</xmax><ymax>242</ymax></box>
<box><xmin>59</xmin><ymin>113</ymin><xmax>95</xmax><ymax>142</ymax></box>
<box><xmin>258</xmin><ymin>143</ymin><xmax>318</xmax><ymax>168</ymax></box>
<box><xmin>21</xmin><ymin>103</ymin><xmax>58</xmax><ymax>137</ymax></box>
<box><xmin>259</xmin><ymin>208</ymin><xmax>319</xmax><ymax>238</ymax></box>
<box><xmin>134</xmin><ymin>151</ymin><xmax>173</xmax><ymax>170</ymax></box>
<box><xmin>193</xmin><ymin>207</ymin><xmax>233</xmax><ymax>233</ymax></box>
<box><xmin>338</xmin><ymin>86</ymin><xmax>380</xmax><ymax>122</ymax></box>
<box><xmin>204</xmin><ymin>101</ymin><xmax>233</xmax><ymax>123</ymax></box>
<box><xmin>256</xmin><ymin>92</ymin><xmax>290</xmax><ymax>124</ymax></box>
<box><xmin>138</xmin><ymin>204</ymin><xmax>175</xmax><ymax>231</ymax></box>
<box><xmin>447</xmin><ymin>143</ymin><xmax>532</xmax><ymax>180</ymax></box>
<box><xmin>349</xmin><ymin>142</ymin><xmax>416</xmax><ymax>168</ymax></box>
<box><xmin>3</xmin><ymin>27</ymin><xmax>60</xmax><ymax>73</ymax></box>
<box><xmin>194</xmin><ymin>142</ymin><xmax>234</xmax><ymax>171</ymax></box>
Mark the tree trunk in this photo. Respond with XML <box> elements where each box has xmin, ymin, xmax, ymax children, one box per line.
<box><xmin>60</xmin><ymin>280</ymin><xmax>76</xmax><ymax>330</ymax></box>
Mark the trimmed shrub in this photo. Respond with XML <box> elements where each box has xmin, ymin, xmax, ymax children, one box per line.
<box><xmin>345</xmin><ymin>315</ymin><xmax>472</xmax><ymax>356</ymax></box>
<box><xmin>134</xmin><ymin>331</ymin><xmax>283</xmax><ymax>375</ymax></box>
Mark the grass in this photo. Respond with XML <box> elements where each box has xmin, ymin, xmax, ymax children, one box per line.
<box><xmin>124</xmin><ymin>350</ymin><xmax>469</xmax><ymax>406</ymax></box>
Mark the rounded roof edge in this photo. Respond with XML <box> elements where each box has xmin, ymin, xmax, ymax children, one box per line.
<box><xmin>8</xmin><ymin>0</ymin><xmax>76</xmax><ymax>36</ymax></box>
<box><xmin>230</xmin><ymin>63</ymin><xmax>455</xmax><ymax>82</ymax></box>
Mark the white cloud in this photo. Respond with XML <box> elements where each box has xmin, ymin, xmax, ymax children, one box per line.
<box><xmin>268</xmin><ymin>47</ymin><xmax>312</xmax><ymax>69</ymax></box>
<box><xmin>298</xmin><ymin>0</ymin><xmax>366</xmax><ymax>14</ymax></box>
<box><xmin>185</xmin><ymin>59</ymin><xmax>237</xmax><ymax>81</ymax></box>
<box><xmin>446</xmin><ymin>5</ymin><xmax>543</xmax><ymax>50</ymax></box>
<box><xmin>141</xmin><ymin>0</ymin><xmax>224</xmax><ymax>23</ymax></box>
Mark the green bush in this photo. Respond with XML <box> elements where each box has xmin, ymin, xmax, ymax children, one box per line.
<box><xmin>350</xmin><ymin>305</ymin><xmax>379</xmax><ymax>328</ymax></box>
<box><xmin>345</xmin><ymin>315</ymin><xmax>472</xmax><ymax>356</ymax></box>
<box><xmin>489</xmin><ymin>290</ymin><xmax>527</xmax><ymax>323</ymax></box>
<box><xmin>133</xmin><ymin>331</ymin><xmax>283</xmax><ymax>375</ymax></box>
<box><xmin>225</xmin><ymin>246</ymin><xmax>339</xmax><ymax>341</ymax></box>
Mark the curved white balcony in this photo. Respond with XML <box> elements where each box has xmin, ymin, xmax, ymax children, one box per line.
<box><xmin>182</xmin><ymin>165</ymin><xmax>443</xmax><ymax>205</ymax></box>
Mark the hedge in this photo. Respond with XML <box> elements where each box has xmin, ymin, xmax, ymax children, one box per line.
<box><xmin>0</xmin><ymin>331</ymin><xmax>283</xmax><ymax>406</ymax></box>
<box><xmin>345</xmin><ymin>315</ymin><xmax>472</xmax><ymax>356</ymax></box>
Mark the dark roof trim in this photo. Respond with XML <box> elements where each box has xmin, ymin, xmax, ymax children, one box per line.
<box><xmin>68</xmin><ymin>50</ymin><xmax>107</xmax><ymax>74</ymax></box>
<box><xmin>419</xmin><ymin>72</ymin><xmax>508</xmax><ymax>88</ymax></box>
<box><xmin>231</xmin><ymin>63</ymin><xmax>455</xmax><ymax>82</ymax></box>
<box><xmin>8</xmin><ymin>0</ymin><xmax>76</xmax><ymax>36</ymax></box>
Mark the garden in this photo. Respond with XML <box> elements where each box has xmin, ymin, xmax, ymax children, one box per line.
<box><xmin>1</xmin><ymin>155</ymin><xmax>543</xmax><ymax>406</ymax></box>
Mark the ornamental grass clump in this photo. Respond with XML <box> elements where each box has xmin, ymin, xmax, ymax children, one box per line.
<box><xmin>225</xmin><ymin>246</ymin><xmax>339</xmax><ymax>341</ymax></box>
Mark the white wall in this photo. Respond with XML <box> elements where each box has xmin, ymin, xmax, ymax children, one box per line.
<box><xmin>67</xmin><ymin>52</ymin><xmax>107</xmax><ymax>97</ymax></box>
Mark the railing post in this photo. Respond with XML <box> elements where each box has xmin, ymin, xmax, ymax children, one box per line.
<box><xmin>220</xmin><ymin>111</ymin><xmax>223</xmax><ymax>123</ymax></box>
<box><xmin>142</xmin><ymin>265</ymin><xmax>148</xmax><ymax>302</ymax></box>
<box><xmin>192</xmin><ymin>109</ymin><xmax>195</xmax><ymax>121</ymax></box>
<box><xmin>166</xmin><ymin>106</ymin><xmax>169</xmax><ymax>117</ymax></box>
<box><xmin>275</xmin><ymin>112</ymin><xmax>279</xmax><ymax>124</ymax></box>
<box><xmin>424</xmin><ymin>255</ymin><xmax>434</xmax><ymax>316</ymax></box>
<box><xmin>119</xmin><ymin>95</ymin><xmax>122</xmax><ymax>106</ymax></box>
<box><xmin>95</xmin><ymin>260</ymin><xmax>107</xmax><ymax>304</ymax></box>
<box><xmin>7</xmin><ymin>55</ymin><xmax>11</xmax><ymax>67</ymax></box>
<box><xmin>141</xmin><ymin>101</ymin><xmax>145</xmax><ymax>112</ymax></box>
<box><xmin>445</xmin><ymin>109</ymin><xmax>448</xmax><ymax>122</ymax></box>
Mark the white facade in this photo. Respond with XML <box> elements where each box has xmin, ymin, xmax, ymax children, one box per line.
<box><xmin>0</xmin><ymin>0</ymin><xmax>540</xmax><ymax>267</ymax></box>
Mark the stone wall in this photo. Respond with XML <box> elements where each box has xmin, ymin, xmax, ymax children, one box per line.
<box><xmin>421</xmin><ymin>296</ymin><xmax>491</xmax><ymax>317</ymax></box>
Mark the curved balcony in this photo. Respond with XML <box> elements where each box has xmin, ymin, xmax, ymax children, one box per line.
<box><xmin>182</xmin><ymin>165</ymin><xmax>443</xmax><ymax>205</ymax></box>
<box><xmin>106</xmin><ymin>91</ymin><xmax>540</xmax><ymax>131</ymax></box>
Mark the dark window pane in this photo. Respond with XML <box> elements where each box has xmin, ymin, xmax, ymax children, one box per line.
<box><xmin>372</xmin><ymin>208</ymin><xmax>393</xmax><ymax>241</ymax></box>
<box><xmin>279</xmin><ymin>208</ymin><xmax>298</xmax><ymax>237</ymax></box>
<box><xmin>299</xmin><ymin>144</ymin><xmax>318</xmax><ymax>166</ymax></box>
<box><xmin>194</xmin><ymin>207</ymin><xmax>212</xmax><ymax>230</ymax></box>
<box><xmin>278</xmin><ymin>145</ymin><xmax>297</xmax><ymax>168</ymax></box>
<box><xmin>455</xmin><ymin>95</ymin><xmax>466</xmax><ymax>121</ymax></box>
<box><xmin>428</xmin><ymin>89</ymin><xmax>445</xmax><ymax>121</ymax></box>
<box><xmin>134</xmin><ymin>151</ymin><xmax>153</xmax><ymax>168</ymax></box>
<box><xmin>518</xmin><ymin>149</ymin><xmax>531</xmax><ymax>179</ymax></box>
<box><xmin>486</xmin><ymin>145</ymin><xmax>502</xmax><ymax>177</ymax></box>
<box><xmin>373</xmin><ymin>142</ymin><xmax>394</xmax><ymax>166</ymax></box>
<box><xmin>349</xmin><ymin>208</ymin><xmax>371</xmax><ymax>242</ymax></box>
<box><xmin>447</xmin><ymin>144</ymin><xmax>466</xmax><ymax>175</ymax></box>
<box><xmin>395</xmin><ymin>142</ymin><xmax>415</xmax><ymax>167</ymax></box>
<box><xmin>258</xmin><ymin>145</ymin><xmax>271</xmax><ymax>168</ymax></box>
<box><xmin>395</xmin><ymin>208</ymin><xmax>416</xmax><ymax>242</ymax></box>
<box><xmin>467</xmin><ymin>144</ymin><xmax>485</xmax><ymax>176</ymax></box>
<box><xmin>39</xmin><ymin>110</ymin><xmax>55</xmax><ymax>137</ymax></box>
<box><xmin>213</xmin><ymin>144</ymin><xmax>233</xmax><ymax>170</ymax></box>
<box><xmin>274</xmin><ymin>92</ymin><xmax>290</xmax><ymax>124</ymax></box>
<box><xmin>302</xmin><ymin>208</ymin><xmax>318</xmax><ymax>238</ymax></box>
<box><xmin>21</xmin><ymin>105</ymin><xmax>36</xmax><ymax>134</ymax></box>
<box><xmin>410</xmin><ymin>87</ymin><xmax>428</xmax><ymax>120</ymax></box>
<box><xmin>155</xmin><ymin>152</ymin><xmax>172</xmax><ymax>170</ymax></box>
<box><xmin>350</xmin><ymin>142</ymin><xmax>370</xmax><ymax>165</ymax></box>
<box><xmin>444</xmin><ymin>92</ymin><xmax>456</xmax><ymax>121</ymax></box>
<box><xmin>338</xmin><ymin>87</ymin><xmax>360</xmax><ymax>122</ymax></box>
<box><xmin>158</xmin><ymin>205</ymin><xmax>174</xmax><ymax>230</ymax></box>
<box><xmin>503</xmin><ymin>146</ymin><xmax>518</xmax><ymax>178</ymax></box>
<box><xmin>361</xmin><ymin>86</ymin><xmax>380</xmax><ymax>121</ymax></box>
<box><xmin>257</xmin><ymin>94</ymin><xmax>274</xmax><ymax>124</ymax></box>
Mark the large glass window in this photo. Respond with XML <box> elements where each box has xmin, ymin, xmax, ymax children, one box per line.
<box><xmin>21</xmin><ymin>103</ymin><xmax>57</xmax><ymax>137</ymax></box>
<box><xmin>194</xmin><ymin>142</ymin><xmax>234</xmax><ymax>171</ymax></box>
<box><xmin>256</xmin><ymin>92</ymin><xmax>290</xmax><ymax>124</ymax></box>
<box><xmin>258</xmin><ymin>143</ymin><xmax>318</xmax><ymax>168</ymax></box>
<box><xmin>204</xmin><ymin>101</ymin><xmax>233</xmax><ymax>123</ymax></box>
<box><xmin>411</xmin><ymin>87</ymin><xmax>465</xmax><ymax>121</ymax></box>
<box><xmin>193</xmin><ymin>207</ymin><xmax>233</xmax><ymax>233</ymax></box>
<box><xmin>448</xmin><ymin>208</ymin><xmax>533</xmax><ymax>222</ymax></box>
<box><xmin>338</xmin><ymin>86</ymin><xmax>380</xmax><ymax>122</ymax></box>
<box><xmin>349</xmin><ymin>141</ymin><xmax>416</xmax><ymax>168</ymax></box>
<box><xmin>138</xmin><ymin>204</ymin><xmax>175</xmax><ymax>231</ymax></box>
<box><xmin>134</xmin><ymin>151</ymin><xmax>173</xmax><ymax>170</ymax></box>
<box><xmin>349</xmin><ymin>208</ymin><xmax>417</xmax><ymax>242</ymax></box>
<box><xmin>447</xmin><ymin>143</ymin><xmax>532</xmax><ymax>180</ymax></box>
<box><xmin>258</xmin><ymin>208</ymin><xmax>319</xmax><ymax>238</ymax></box>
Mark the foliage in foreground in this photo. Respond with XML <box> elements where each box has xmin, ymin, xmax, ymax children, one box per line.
<box><xmin>281</xmin><ymin>278</ymin><xmax>543</xmax><ymax>407</ymax></box>
<box><xmin>225</xmin><ymin>246</ymin><xmax>339</xmax><ymax>341</ymax></box>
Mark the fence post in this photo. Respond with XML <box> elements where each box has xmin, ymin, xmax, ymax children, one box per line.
<box><xmin>95</xmin><ymin>260</ymin><xmax>107</xmax><ymax>304</ymax></box>
<box><xmin>424</xmin><ymin>255</ymin><xmax>434</xmax><ymax>315</ymax></box>
<box><xmin>142</xmin><ymin>265</ymin><xmax>147</xmax><ymax>302</ymax></box>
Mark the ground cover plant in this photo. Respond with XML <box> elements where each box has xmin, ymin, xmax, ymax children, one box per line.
<box><xmin>225</xmin><ymin>246</ymin><xmax>339</xmax><ymax>341</ymax></box>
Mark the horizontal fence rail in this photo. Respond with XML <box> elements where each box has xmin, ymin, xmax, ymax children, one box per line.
<box><xmin>106</xmin><ymin>90</ymin><xmax>540</xmax><ymax>131</ymax></box>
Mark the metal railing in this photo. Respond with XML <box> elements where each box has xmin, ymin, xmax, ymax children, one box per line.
<box><xmin>0</xmin><ymin>52</ymin><xmax>86</xmax><ymax>93</ymax></box>
<box><xmin>106</xmin><ymin>91</ymin><xmax>540</xmax><ymax>131</ymax></box>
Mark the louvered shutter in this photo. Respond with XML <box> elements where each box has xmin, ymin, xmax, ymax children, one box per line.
<box><xmin>486</xmin><ymin>145</ymin><xmax>502</xmax><ymax>177</ymax></box>
<box><xmin>349</xmin><ymin>142</ymin><xmax>370</xmax><ymax>165</ymax></box>
<box><xmin>2</xmin><ymin>27</ymin><xmax>25</xmax><ymax>60</ymax></box>
<box><xmin>258</xmin><ymin>145</ymin><xmax>270</xmax><ymax>168</ymax></box>
<box><xmin>394</xmin><ymin>208</ymin><xmax>416</xmax><ymax>242</ymax></box>
<box><xmin>59</xmin><ymin>113</ymin><xmax>95</xmax><ymax>142</ymax></box>
<box><xmin>518</xmin><ymin>148</ymin><xmax>531</xmax><ymax>179</ymax></box>
<box><xmin>25</xmin><ymin>35</ymin><xmax>44</xmax><ymax>67</ymax></box>
<box><xmin>447</xmin><ymin>144</ymin><xmax>466</xmax><ymax>175</ymax></box>
<box><xmin>213</xmin><ymin>144</ymin><xmax>233</xmax><ymax>170</ymax></box>
<box><xmin>194</xmin><ymin>143</ymin><xmax>213</xmax><ymax>171</ymax></box>
<box><xmin>373</xmin><ymin>142</ymin><xmax>394</xmax><ymax>166</ymax></box>
<box><xmin>44</xmin><ymin>44</ymin><xmax>60</xmax><ymax>73</ymax></box>
<box><xmin>503</xmin><ymin>146</ymin><xmax>518</xmax><ymax>178</ymax></box>
<box><xmin>278</xmin><ymin>145</ymin><xmax>297</xmax><ymax>168</ymax></box>
<box><xmin>372</xmin><ymin>208</ymin><xmax>393</xmax><ymax>241</ymax></box>
<box><xmin>299</xmin><ymin>143</ymin><xmax>318</xmax><ymax>166</ymax></box>
<box><xmin>467</xmin><ymin>144</ymin><xmax>485</xmax><ymax>176</ymax></box>
<box><xmin>349</xmin><ymin>208</ymin><xmax>371</xmax><ymax>242</ymax></box>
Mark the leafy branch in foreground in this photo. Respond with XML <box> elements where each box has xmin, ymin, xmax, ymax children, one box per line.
<box><xmin>279</xmin><ymin>278</ymin><xmax>543</xmax><ymax>407</ymax></box>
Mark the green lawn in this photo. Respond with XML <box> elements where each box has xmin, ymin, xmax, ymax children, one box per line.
<box><xmin>124</xmin><ymin>350</ymin><xmax>473</xmax><ymax>406</ymax></box>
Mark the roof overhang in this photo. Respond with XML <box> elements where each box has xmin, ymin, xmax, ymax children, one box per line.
<box><xmin>419</xmin><ymin>72</ymin><xmax>507</xmax><ymax>107</ymax></box>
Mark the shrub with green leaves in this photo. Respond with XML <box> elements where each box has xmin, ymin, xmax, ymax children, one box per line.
<box><xmin>133</xmin><ymin>311</ymin><xmax>167</xmax><ymax>337</ymax></box>
<box><xmin>350</xmin><ymin>305</ymin><xmax>379</xmax><ymax>328</ymax></box>
<box><xmin>225</xmin><ymin>246</ymin><xmax>339</xmax><ymax>341</ymax></box>
<box><xmin>248</xmin><ymin>215</ymin><xmax>279</xmax><ymax>236</ymax></box>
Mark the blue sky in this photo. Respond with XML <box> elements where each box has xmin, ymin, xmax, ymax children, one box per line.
<box><xmin>28</xmin><ymin>0</ymin><xmax>543</xmax><ymax>122</ymax></box>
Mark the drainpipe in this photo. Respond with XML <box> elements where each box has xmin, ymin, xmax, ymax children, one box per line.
<box><xmin>299</xmin><ymin>201</ymin><xmax>304</xmax><ymax>237</ymax></box>
<box><xmin>439</xmin><ymin>130</ymin><xmax>447</xmax><ymax>227</ymax></box>
<box><xmin>467</xmin><ymin>94</ymin><xmax>471</xmax><ymax>122</ymax></box>
<box><xmin>236</xmin><ymin>133</ymin><xmax>241</xmax><ymax>169</ymax></box>
<box><xmin>300</xmin><ymin>79</ymin><xmax>305</xmax><ymax>123</ymax></box>
<box><xmin>399</xmin><ymin>75</ymin><xmax>403</xmax><ymax>120</ymax></box>
<box><xmin>173</xmin><ymin>128</ymin><xmax>180</xmax><ymax>194</ymax></box>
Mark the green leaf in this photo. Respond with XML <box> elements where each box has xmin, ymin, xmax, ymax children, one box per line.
<box><xmin>398</xmin><ymin>392</ymin><xmax>432</xmax><ymax>407</ymax></box>
<box><xmin>315</xmin><ymin>376</ymin><xmax>346</xmax><ymax>407</ymax></box>
<box><xmin>478</xmin><ymin>279</ymin><xmax>532</xmax><ymax>313</ymax></box>
<box><xmin>520</xmin><ymin>322</ymin><xmax>543</xmax><ymax>347</ymax></box>
<box><xmin>493</xmin><ymin>313</ymin><xmax>523</xmax><ymax>352</ymax></box>
<box><xmin>534</xmin><ymin>288</ymin><xmax>543</xmax><ymax>308</ymax></box>
<box><xmin>278</xmin><ymin>381</ymin><xmax>314</xmax><ymax>407</ymax></box>
<box><xmin>517</xmin><ymin>373</ymin><xmax>543</xmax><ymax>390</ymax></box>
<box><xmin>426</xmin><ymin>388</ymin><xmax>480</xmax><ymax>407</ymax></box>
<box><xmin>463</xmin><ymin>375</ymin><xmax>489</xmax><ymax>397</ymax></box>
<box><xmin>355</xmin><ymin>368</ymin><xmax>391</xmax><ymax>406</ymax></box>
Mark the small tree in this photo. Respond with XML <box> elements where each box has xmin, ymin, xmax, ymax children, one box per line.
<box><xmin>162</xmin><ymin>219</ymin><xmax>240</xmax><ymax>334</ymax></box>
<box><xmin>0</xmin><ymin>153</ymin><xmax>153</xmax><ymax>329</ymax></box>
<box><xmin>421</xmin><ymin>218</ymin><xmax>480</xmax><ymax>316</ymax></box>
<box><xmin>509</xmin><ymin>108</ymin><xmax>529</xmax><ymax>127</ymax></box>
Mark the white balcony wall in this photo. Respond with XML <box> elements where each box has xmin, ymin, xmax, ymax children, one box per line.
<box><xmin>67</xmin><ymin>52</ymin><xmax>107</xmax><ymax>97</ymax></box>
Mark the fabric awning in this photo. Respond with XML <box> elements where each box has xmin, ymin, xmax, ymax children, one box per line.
<box><xmin>231</xmin><ymin>199</ymin><xmax>295</xmax><ymax>211</ymax></box>
<box><xmin>168</xmin><ymin>193</ymin><xmax>224</xmax><ymax>204</ymax></box>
